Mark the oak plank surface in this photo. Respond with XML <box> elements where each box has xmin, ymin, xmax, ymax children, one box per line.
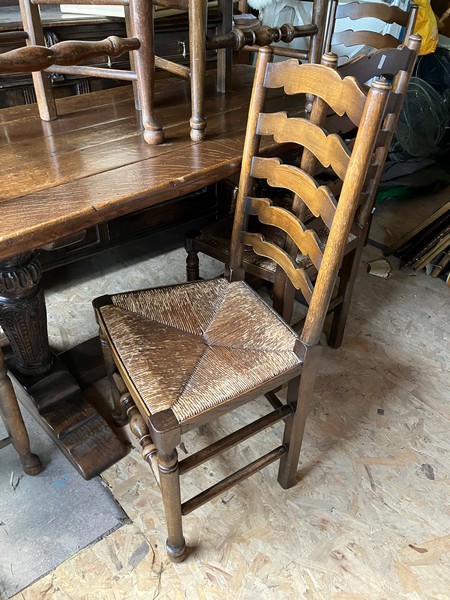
<box><xmin>0</xmin><ymin>65</ymin><xmax>296</xmax><ymax>260</ymax></box>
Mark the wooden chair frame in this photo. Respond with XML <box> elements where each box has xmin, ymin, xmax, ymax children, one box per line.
<box><xmin>185</xmin><ymin>33</ymin><xmax>421</xmax><ymax>347</ymax></box>
<box><xmin>1</xmin><ymin>0</ymin><xmax>329</xmax><ymax>143</ymax></box>
<box><xmin>94</xmin><ymin>47</ymin><xmax>391</xmax><ymax>561</ymax></box>
<box><xmin>14</xmin><ymin>0</ymin><xmax>165</xmax><ymax>144</ymax></box>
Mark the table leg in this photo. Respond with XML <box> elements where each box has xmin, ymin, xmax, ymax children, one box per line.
<box><xmin>0</xmin><ymin>252</ymin><xmax>127</xmax><ymax>480</ymax></box>
<box><xmin>0</xmin><ymin>348</ymin><xmax>43</xmax><ymax>475</ymax></box>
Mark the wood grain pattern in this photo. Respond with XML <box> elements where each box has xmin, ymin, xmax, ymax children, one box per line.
<box><xmin>265</xmin><ymin>60</ymin><xmax>367</xmax><ymax>126</ymax></box>
<box><xmin>246</xmin><ymin>197</ymin><xmax>324</xmax><ymax>270</ymax></box>
<box><xmin>242</xmin><ymin>232</ymin><xmax>314</xmax><ymax>304</ymax></box>
<box><xmin>256</xmin><ymin>114</ymin><xmax>351</xmax><ymax>181</ymax></box>
<box><xmin>0</xmin><ymin>66</ymin><xmax>292</xmax><ymax>261</ymax></box>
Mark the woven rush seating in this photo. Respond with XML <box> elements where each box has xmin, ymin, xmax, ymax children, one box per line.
<box><xmin>96</xmin><ymin>279</ymin><xmax>301</xmax><ymax>422</ymax></box>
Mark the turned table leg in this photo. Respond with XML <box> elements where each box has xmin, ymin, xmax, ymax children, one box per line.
<box><xmin>0</xmin><ymin>348</ymin><xmax>43</xmax><ymax>475</ymax></box>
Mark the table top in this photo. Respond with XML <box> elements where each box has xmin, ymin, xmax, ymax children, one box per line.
<box><xmin>0</xmin><ymin>65</ymin><xmax>293</xmax><ymax>262</ymax></box>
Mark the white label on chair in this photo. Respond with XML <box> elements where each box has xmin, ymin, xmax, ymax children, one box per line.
<box><xmin>377</xmin><ymin>55</ymin><xmax>387</xmax><ymax>70</ymax></box>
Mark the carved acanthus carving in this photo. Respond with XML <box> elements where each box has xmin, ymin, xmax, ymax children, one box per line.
<box><xmin>0</xmin><ymin>253</ymin><xmax>53</xmax><ymax>375</ymax></box>
<box><xmin>0</xmin><ymin>253</ymin><xmax>42</xmax><ymax>297</ymax></box>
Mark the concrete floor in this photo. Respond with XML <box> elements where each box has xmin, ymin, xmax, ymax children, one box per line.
<box><xmin>7</xmin><ymin>188</ymin><xmax>450</xmax><ymax>599</ymax></box>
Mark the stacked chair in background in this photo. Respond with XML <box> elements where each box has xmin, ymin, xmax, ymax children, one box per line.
<box><xmin>1</xmin><ymin>0</ymin><xmax>330</xmax><ymax>143</ymax></box>
<box><xmin>324</xmin><ymin>0</ymin><xmax>418</xmax><ymax>61</ymax></box>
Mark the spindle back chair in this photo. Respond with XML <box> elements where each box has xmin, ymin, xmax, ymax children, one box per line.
<box><xmin>93</xmin><ymin>47</ymin><xmax>391</xmax><ymax>561</ymax></box>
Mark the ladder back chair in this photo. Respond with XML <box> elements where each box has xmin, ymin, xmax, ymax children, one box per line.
<box><xmin>324</xmin><ymin>0</ymin><xmax>418</xmax><ymax>61</ymax></box>
<box><xmin>12</xmin><ymin>0</ymin><xmax>164</xmax><ymax>144</ymax></box>
<box><xmin>185</xmin><ymin>33</ymin><xmax>421</xmax><ymax>347</ymax></box>
<box><xmin>7</xmin><ymin>0</ymin><xmax>329</xmax><ymax>143</ymax></box>
<box><xmin>93</xmin><ymin>47</ymin><xmax>391</xmax><ymax>561</ymax></box>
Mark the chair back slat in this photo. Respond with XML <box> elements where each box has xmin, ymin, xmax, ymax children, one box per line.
<box><xmin>335</xmin><ymin>1</ymin><xmax>413</xmax><ymax>26</ymax></box>
<box><xmin>246</xmin><ymin>198</ymin><xmax>325</xmax><ymax>271</ymax></box>
<box><xmin>229</xmin><ymin>47</ymin><xmax>391</xmax><ymax>347</ymax></box>
<box><xmin>251</xmin><ymin>157</ymin><xmax>337</xmax><ymax>230</ymax></box>
<box><xmin>242</xmin><ymin>232</ymin><xmax>315</xmax><ymax>304</ymax></box>
<box><xmin>332</xmin><ymin>30</ymin><xmax>401</xmax><ymax>50</ymax></box>
<box><xmin>256</xmin><ymin>114</ymin><xmax>351</xmax><ymax>181</ymax></box>
<box><xmin>264</xmin><ymin>60</ymin><xmax>368</xmax><ymax>127</ymax></box>
<box><xmin>337</xmin><ymin>43</ymin><xmax>417</xmax><ymax>82</ymax></box>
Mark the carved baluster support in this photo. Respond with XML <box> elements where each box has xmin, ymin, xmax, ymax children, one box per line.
<box><xmin>0</xmin><ymin>252</ymin><xmax>53</xmax><ymax>376</ymax></box>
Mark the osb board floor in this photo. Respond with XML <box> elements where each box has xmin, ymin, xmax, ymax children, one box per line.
<box><xmin>10</xmin><ymin>193</ymin><xmax>450</xmax><ymax>599</ymax></box>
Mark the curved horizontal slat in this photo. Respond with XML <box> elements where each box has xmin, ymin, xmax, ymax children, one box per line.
<box><xmin>335</xmin><ymin>1</ymin><xmax>411</xmax><ymax>26</ymax></box>
<box><xmin>247</xmin><ymin>197</ymin><xmax>324</xmax><ymax>270</ymax></box>
<box><xmin>332</xmin><ymin>30</ymin><xmax>401</xmax><ymax>50</ymax></box>
<box><xmin>242</xmin><ymin>232</ymin><xmax>314</xmax><ymax>303</ymax></box>
<box><xmin>0</xmin><ymin>36</ymin><xmax>139</xmax><ymax>74</ymax></box>
<box><xmin>251</xmin><ymin>157</ymin><xmax>337</xmax><ymax>230</ymax></box>
<box><xmin>257</xmin><ymin>113</ymin><xmax>351</xmax><ymax>180</ymax></box>
<box><xmin>264</xmin><ymin>61</ymin><xmax>367</xmax><ymax>125</ymax></box>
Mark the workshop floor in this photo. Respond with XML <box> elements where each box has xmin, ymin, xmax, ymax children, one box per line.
<box><xmin>9</xmin><ymin>189</ymin><xmax>450</xmax><ymax>599</ymax></box>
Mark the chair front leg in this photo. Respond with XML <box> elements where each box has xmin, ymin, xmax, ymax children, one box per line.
<box><xmin>185</xmin><ymin>230</ymin><xmax>201</xmax><ymax>281</ymax></box>
<box><xmin>158</xmin><ymin>447</ymin><xmax>186</xmax><ymax>562</ymax></box>
<box><xmin>99</xmin><ymin>331</ymin><xmax>129</xmax><ymax>426</ymax></box>
<box><xmin>131</xmin><ymin>0</ymin><xmax>164</xmax><ymax>145</ymax></box>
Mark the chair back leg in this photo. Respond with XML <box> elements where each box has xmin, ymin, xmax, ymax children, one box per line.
<box><xmin>158</xmin><ymin>448</ymin><xmax>186</xmax><ymax>561</ymax></box>
<box><xmin>189</xmin><ymin>0</ymin><xmax>208</xmax><ymax>141</ymax></box>
<box><xmin>131</xmin><ymin>0</ymin><xmax>164</xmax><ymax>144</ymax></box>
<box><xmin>18</xmin><ymin>0</ymin><xmax>57</xmax><ymax>121</ymax></box>
<box><xmin>278</xmin><ymin>345</ymin><xmax>321</xmax><ymax>489</ymax></box>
